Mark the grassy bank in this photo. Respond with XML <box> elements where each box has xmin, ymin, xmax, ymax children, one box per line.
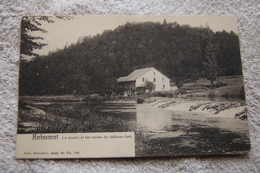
<box><xmin>18</xmin><ymin>103</ymin><xmax>130</xmax><ymax>133</ymax></box>
<box><xmin>135</xmin><ymin>76</ymin><xmax>245</xmax><ymax>106</ymax></box>
<box><xmin>18</xmin><ymin>102</ymin><xmax>152</xmax><ymax>156</ymax></box>
<box><xmin>181</xmin><ymin>75</ymin><xmax>245</xmax><ymax>99</ymax></box>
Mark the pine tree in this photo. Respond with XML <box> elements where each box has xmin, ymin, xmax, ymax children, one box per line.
<box><xmin>202</xmin><ymin>27</ymin><xmax>218</xmax><ymax>87</ymax></box>
<box><xmin>20</xmin><ymin>16</ymin><xmax>54</xmax><ymax>57</ymax></box>
<box><xmin>20</xmin><ymin>16</ymin><xmax>72</xmax><ymax>58</ymax></box>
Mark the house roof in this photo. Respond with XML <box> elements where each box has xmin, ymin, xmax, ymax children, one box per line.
<box><xmin>117</xmin><ymin>67</ymin><xmax>154</xmax><ymax>82</ymax></box>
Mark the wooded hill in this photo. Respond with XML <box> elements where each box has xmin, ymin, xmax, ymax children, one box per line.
<box><xmin>19</xmin><ymin>21</ymin><xmax>242</xmax><ymax>95</ymax></box>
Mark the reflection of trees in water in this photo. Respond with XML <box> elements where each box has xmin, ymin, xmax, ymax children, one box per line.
<box><xmin>146</xmin><ymin>126</ymin><xmax>250</xmax><ymax>157</ymax></box>
<box><xmin>18</xmin><ymin>100</ymin><xmax>250</xmax><ymax>157</ymax></box>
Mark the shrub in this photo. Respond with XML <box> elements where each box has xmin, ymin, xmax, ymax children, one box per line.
<box><xmin>137</xmin><ymin>90</ymin><xmax>145</xmax><ymax>95</ymax></box>
<box><xmin>166</xmin><ymin>92</ymin><xmax>174</xmax><ymax>98</ymax></box>
<box><xmin>208</xmin><ymin>92</ymin><xmax>216</xmax><ymax>98</ymax></box>
<box><xmin>137</xmin><ymin>98</ymin><xmax>144</xmax><ymax>104</ymax></box>
<box><xmin>175</xmin><ymin>81</ymin><xmax>183</xmax><ymax>88</ymax></box>
<box><xmin>174</xmin><ymin>89</ymin><xmax>187</xmax><ymax>95</ymax></box>
<box><xmin>215</xmin><ymin>81</ymin><xmax>227</xmax><ymax>88</ymax></box>
<box><xmin>153</xmin><ymin>91</ymin><xmax>166</xmax><ymax>97</ymax></box>
<box><xmin>152</xmin><ymin>91</ymin><xmax>174</xmax><ymax>98</ymax></box>
<box><xmin>145</xmin><ymin>81</ymin><xmax>155</xmax><ymax>92</ymax></box>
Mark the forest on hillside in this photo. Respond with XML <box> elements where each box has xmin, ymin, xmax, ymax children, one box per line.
<box><xmin>19</xmin><ymin>20</ymin><xmax>242</xmax><ymax>95</ymax></box>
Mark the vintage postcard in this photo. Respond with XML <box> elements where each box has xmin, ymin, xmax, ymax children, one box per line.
<box><xmin>17</xmin><ymin>15</ymin><xmax>250</xmax><ymax>159</ymax></box>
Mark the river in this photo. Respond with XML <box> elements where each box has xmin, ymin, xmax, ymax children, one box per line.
<box><xmin>22</xmin><ymin>99</ymin><xmax>251</xmax><ymax>157</ymax></box>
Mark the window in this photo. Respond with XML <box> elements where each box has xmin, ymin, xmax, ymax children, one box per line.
<box><xmin>162</xmin><ymin>78</ymin><xmax>164</xmax><ymax>82</ymax></box>
<box><xmin>142</xmin><ymin>78</ymin><xmax>145</xmax><ymax>82</ymax></box>
<box><xmin>154</xmin><ymin>78</ymin><xmax>156</xmax><ymax>82</ymax></box>
<box><xmin>163</xmin><ymin>85</ymin><xmax>165</xmax><ymax>88</ymax></box>
<box><xmin>154</xmin><ymin>72</ymin><xmax>156</xmax><ymax>75</ymax></box>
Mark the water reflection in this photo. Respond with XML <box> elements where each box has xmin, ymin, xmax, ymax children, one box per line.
<box><xmin>136</xmin><ymin>104</ymin><xmax>174</xmax><ymax>132</ymax></box>
<box><xmin>33</xmin><ymin>101</ymin><xmax>249</xmax><ymax>135</ymax></box>
<box><xmin>25</xmin><ymin>100</ymin><xmax>250</xmax><ymax>156</ymax></box>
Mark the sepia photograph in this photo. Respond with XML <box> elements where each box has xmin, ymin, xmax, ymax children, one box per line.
<box><xmin>17</xmin><ymin>15</ymin><xmax>250</xmax><ymax>158</ymax></box>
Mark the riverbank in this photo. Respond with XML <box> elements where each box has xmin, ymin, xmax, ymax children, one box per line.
<box><xmin>17</xmin><ymin>96</ymin><xmax>250</xmax><ymax>157</ymax></box>
<box><xmin>18</xmin><ymin>102</ymin><xmax>132</xmax><ymax>134</ymax></box>
<box><xmin>135</xmin><ymin>101</ymin><xmax>250</xmax><ymax>156</ymax></box>
<box><xmin>20</xmin><ymin>95</ymin><xmax>138</xmax><ymax>104</ymax></box>
<box><xmin>145</xmin><ymin>97</ymin><xmax>247</xmax><ymax>120</ymax></box>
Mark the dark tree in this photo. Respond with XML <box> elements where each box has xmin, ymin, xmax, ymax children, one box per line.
<box><xmin>20</xmin><ymin>16</ymin><xmax>72</xmax><ymax>58</ymax></box>
<box><xmin>19</xmin><ymin>20</ymin><xmax>242</xmax><ymax>95</ymax></box>
<box><xmin>214</xmin><ymin>31</ymin><xmax>242</xmax><ymax>76</ymax></box>
<box><xmin>201</xmin><ymin>27</ymin><xmax>218</xmax><ymax>87</ymax></box>
<box><xmin>20</xmin><ymin>16</ymin><xmax>53</xmax><ymax>57</ymax></box>
<box><xmin>145</xmin><ymin>81</ymin><xmax>155</xmax><ymax>92</ymax></box>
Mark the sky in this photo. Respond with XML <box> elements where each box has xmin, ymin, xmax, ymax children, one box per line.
<box><xmin>28</xmin><ymin>15</ymin><xmax>239</xmax><ymax>56</ymax></box>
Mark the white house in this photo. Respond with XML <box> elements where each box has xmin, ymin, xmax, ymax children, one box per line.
<box><xmin>117</xmin><ymin>67</ymin><xmax>171</xmax><ymax>93</ymax></box>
